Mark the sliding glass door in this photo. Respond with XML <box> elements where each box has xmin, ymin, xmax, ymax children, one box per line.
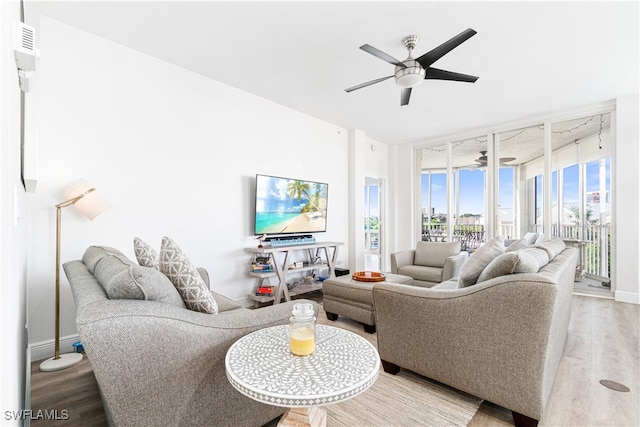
<box><xmin>550</xmin><ymin>113</ymin><xmax>612</xmax><ymax>285</ymax></box>
<box><xmin>364</xmin><ymin>178</ymin><xmax>382</xmax><ymax>271</ymax></box>
<box><xmin>451</xmin><ymin>137</ymin><xmax>486</xmax><ymax>250</ymax></box>
<box><xmin>421</xmin><ymin>143</ymin><xmax>448</xmax><ymax>241</ymax></box>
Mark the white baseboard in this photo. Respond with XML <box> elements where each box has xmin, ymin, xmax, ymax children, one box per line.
<box><xmin>30</xmin><ymin>334</ymin><xmax>81</xmax><ymax>363</ymax></box>
<box><xmin>24</xmin><ymin>345</ymin><xmax>31</xmax><ymax>427</ymax></box>
<box><xmin>615</xmin><ymin>291</ymin><xmax>640</xmax><ymax>304</ymax></box>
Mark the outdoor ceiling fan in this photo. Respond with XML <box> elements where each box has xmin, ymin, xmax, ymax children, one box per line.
<box><xmin>345</xmin><ymin>28</ymin><xmax>479</xmax><ymax>106</ymax></box>
<box><xmin>475</xmin><ymin>151</ymin><xmax>516</xmax><ymax>166</ymax></box>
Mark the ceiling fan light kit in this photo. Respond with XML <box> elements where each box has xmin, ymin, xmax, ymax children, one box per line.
<box><xmin>346</xmin><ymin>28</ymin><xmax>479</xmax><ymax>106</ymax></box>
<box><xmin>395</xmin><ymin>60</ymin><xmax>425</xmax><ymax>88</ymax></box>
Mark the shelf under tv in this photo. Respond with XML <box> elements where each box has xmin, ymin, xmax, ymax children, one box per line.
<box><xmin>246</xmin><ymin>241</ymin><xmax>343</xmax><ymax>306</ymax></box>
<box><xmin>248</xmin><ymin>282</ymin><xmax>324</xmax><ymax>304</ymax></box>
<box><xmin>248</xmin><ymin>262</ymin><xmax>328</xmax><ymax>278</ymax></box>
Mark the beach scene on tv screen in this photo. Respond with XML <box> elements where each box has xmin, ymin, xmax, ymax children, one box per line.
<box><xmin>255</xmin><ymin>176</ymin><xmax>327</xmax><ymax>235</ymax></box>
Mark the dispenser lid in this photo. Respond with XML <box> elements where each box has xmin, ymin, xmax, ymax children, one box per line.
<box><xmin>292</xmin><ymin>302</ymin><xmax>314</xmax><ymax>317</ymax></box>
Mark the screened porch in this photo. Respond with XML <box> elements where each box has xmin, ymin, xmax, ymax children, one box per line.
<box><xmin>419</xmin><ymin>110</ymin><xmax>612</xmax><ymax>293</ymax></box>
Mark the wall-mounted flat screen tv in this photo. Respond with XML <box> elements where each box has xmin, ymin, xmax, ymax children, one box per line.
<box><xmin>254</xmin><ymin>174</ymin><xmax>328</xmax><ymax>236</ymax></box>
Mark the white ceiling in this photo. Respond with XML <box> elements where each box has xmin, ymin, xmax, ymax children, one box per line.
<box><xmin>27</xmin><ymin>1</ymin><xmax>639</xmax><ymax>145</ymax></box>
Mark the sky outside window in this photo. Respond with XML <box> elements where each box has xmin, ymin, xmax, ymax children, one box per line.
<box><xmin>421</xmin><ymin>172</ymin><xmax>447</xmax><ymax>214</ymax></box>
<box><xmin>563</xmin><ymin>164</ymin><xmax>579</xmax><ymax>209</ymax></box>
<box><xmin>457</xmin><ymin>169</ymin><xmax>485</xmax><ymax>215</ymax></box>
<box><xmin>424</xmin><ymin>169</ymin><xmax>513</xmax><ymax>216</ymax></box>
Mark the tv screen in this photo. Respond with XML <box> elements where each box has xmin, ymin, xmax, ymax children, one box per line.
<box><xmin>254</xmin><ymin>174</ymin><xmax>328</xmax><ymax>236</ymax></box>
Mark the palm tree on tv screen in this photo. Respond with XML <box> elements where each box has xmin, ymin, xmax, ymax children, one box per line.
<box><xmin>287</xmin><ymin>180</ymin><xmax>322</xmax><ymax>214</ymax></box>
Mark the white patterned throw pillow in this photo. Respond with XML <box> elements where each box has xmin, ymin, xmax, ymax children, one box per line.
<box><xmin>159</xmin><ymin>237</ymin><xmax>218</xmax><ymax>314</ymax></box>
<box><xmin>133</xmin><ymin>237</ymin><xmax>159</xmax><ymax>269</ymax></box>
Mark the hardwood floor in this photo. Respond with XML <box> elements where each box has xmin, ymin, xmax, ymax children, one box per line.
<box><xmin>30</xmin><ymin>355</ymin><xmax>107</xmax><ymax>426</ymax></box>
<box><xmin>30</xmin><ymin>294</ymin><xmax>639</xmax><ymax>426</ymax></box>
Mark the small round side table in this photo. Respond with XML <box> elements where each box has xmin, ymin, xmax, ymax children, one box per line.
<box><xmin>225</xmin><ymin>325</ymin><xmax>380</xmax><ymax>427</ymax></box>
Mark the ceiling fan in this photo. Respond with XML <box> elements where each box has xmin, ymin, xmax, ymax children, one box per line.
<box><xmin>345</xmin><ymin>28</ymin><xmax>479</xmax><ymax>106</ymax></box>
<box><xmin>475</xmin><ymin>151</ymin><xmax>516</xmax><ymax>166</ymax></box>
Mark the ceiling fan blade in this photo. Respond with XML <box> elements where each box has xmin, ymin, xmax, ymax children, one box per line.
<box><xmin>344</xmin><ymin>75</ymin><xmax>393</xmax><ymax>93</ymax></box>
<box><xmin>425</xmin><ymin>67</ymin><xmax>478</xmax><ymax>83</ymax></box>
<box><xmin>416</xmin><ymin>28</ymin><xmax>477</xmax><ymax>68</ymax></box>
<box><xmin>476</xmin><ymin>156</ymin><xmax>517</xmax><ymax>165</ymax></box>
<box><xmin>400</xmin><ymin>88</ymin><xmax>412</xmax><ymax>106</ymax></box>
<box><xmin>360</xmin><ymin>44</ymin><xmax>406</xmax><ymax>67</ymax></box>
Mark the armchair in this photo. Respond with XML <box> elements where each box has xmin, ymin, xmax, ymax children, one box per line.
<box><xmin>390</xmin><ymin>241</ymin><xmax>468</xmax><ymax>287</ymax></box>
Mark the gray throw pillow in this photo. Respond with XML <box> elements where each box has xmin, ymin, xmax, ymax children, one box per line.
<box><xmin>133</xmin><ymin>237</ymin><xmax>159</xmax><ymax>269</ymax></box>
<box><xmin>535</xmin><ymin>237</ymin><xmax>566</xmax><ymax>260</ymax></box>
<box><xmin>505</xmin><ymin>238</ymin><xmax>528</xmax><ymax>252</ymax></box>
<box><xmin>523</xmin><ymin>232</ymin><xmax>541</xmax><ymax>245</ymax></box>
<box><xmin>159</xmin><ymin>237</ymin><xmax>218</xmax><ymax>314</ymax></box>
<box><xmin>518</xmin><ymin>247</ymin><xmax>550</xmax><ymax>270</ymax></box>
<box><xmin>477</xmin><ymin>251</ymin><xmax>541</xmax><ymax>283</ymax></box>
<box><xmin>94</xmin><ymin>254</ymin><xmax>186</xmax><ymax>308</ymax></box>
<box><xmin>457</xmin><ymin>236</ymin><xmax>505</xmax><ymax>288</ymax></box>
<box><xmin>83</xmin><ymin>245</ymin><xmax>130</xmax><ymax>274</ymax></box>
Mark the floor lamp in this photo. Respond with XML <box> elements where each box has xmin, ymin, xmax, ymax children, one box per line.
<box><xmin>40</xmin><ymin>179</ymin><xmax>111</xmax><ymax>372</ymax></box>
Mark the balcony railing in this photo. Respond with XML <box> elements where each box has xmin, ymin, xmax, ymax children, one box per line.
<box><xmin>365</xmin><ymin>229</ymin><xmax>379</xmax><ymax>252</ymax></box>
<box><xmin>535</xmin><ymin>223</ymin><xmax>610</xmax><ymax>278</ymax></box>
<box><xmin>422</xmin><ymin>223</ymin><xmax>486</xmax><ymax>251</ymax></box>
<box><xmin>424</xmin><ymin>221</ymin><xmax>610</xmax><ymax>279</ymax></box>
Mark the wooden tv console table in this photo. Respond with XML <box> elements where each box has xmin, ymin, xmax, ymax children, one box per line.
<box><xmin>246</xmin><ymin>241</ymin><xmax>343</xmax><ymax>306</ymax></box>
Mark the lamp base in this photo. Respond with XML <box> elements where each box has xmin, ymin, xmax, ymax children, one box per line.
<box><xmin>40</xmin><ymin>352</ymin><xmax>83</xmax><ymax>372</ymax></box>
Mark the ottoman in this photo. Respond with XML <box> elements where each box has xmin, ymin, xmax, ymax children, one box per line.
<box><xmin>322</xmin><ymin>273</ymin><xmax>413</xmax><ymax>333</ymax></box>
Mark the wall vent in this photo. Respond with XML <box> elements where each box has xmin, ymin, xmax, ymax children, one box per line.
<box><xmin>14</xmin><ymin>22</ymin><xmax>38</xmax><ymax>72</ymax></box>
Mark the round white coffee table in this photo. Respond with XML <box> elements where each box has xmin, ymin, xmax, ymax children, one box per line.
<box><xmin>225</xmin><ymin>324</ymin><xmax>380</xmax><ymax>427</ymax></box>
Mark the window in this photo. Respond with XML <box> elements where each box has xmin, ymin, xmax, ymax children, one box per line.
<box><xmin>421</xmin><ymin>171</ymin><xmax>447</xmax><ymax>237</ymax></box>
<box><xmin>418</xmin><ymin>110</ymin><xmax>613</xmax><ymax>284</ymax></box>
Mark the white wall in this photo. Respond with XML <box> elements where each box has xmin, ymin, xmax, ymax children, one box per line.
<box><xmin>347</xmin><ymin>131</ymin><xmax>389</xmax><ymax>273</ymax></box>
<box><xmin>390</xmin><ymin>143</ymin><xmax>416</xmax><ymax>253</ymax></box>
<box><xmin>26</xmin><ymin>17</ymin><xmax>350</xmax><ymax>354</ymax></box>
<box><xmin>613</xmin><ymin>93</ymin><xmax>640</xmax><ymax>304</ymax></box>
<box><xmin>1</xmin><ymin>0</ymin><xmax>30</xmax><ymax>422</ymax></box>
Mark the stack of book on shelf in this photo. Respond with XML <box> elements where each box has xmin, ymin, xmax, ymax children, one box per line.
<box><xmin>252</xmin><ymin>256</ymin><xmax>273</xmax><ymax>273</ymax></box>
<box><xmin>255</xmin><ymin>286</ymin><xmax>276</xmax><ymax>297</ymax></box>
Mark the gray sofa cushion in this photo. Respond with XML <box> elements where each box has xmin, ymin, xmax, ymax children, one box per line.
<box><xmin>159</xmin><ymin>236</ymin><xmax>218</xmax><ymax>314</ymax></box>
<box><xmin>93</xmin><ymin>250</ymin><xmax>186</xmax><ymax>308</ymax></box>
<box><xmin>397</xmin><ymin>264</ymin><xmax>443</xmax><ymax>284</ymax></box>
<box><xmin>457</xmin><ymin>236</ymin><xmax>505</xmax><ymax>287</ymax></box>
<box><xmin>432</xmin><ymin>278</ymin><xmax>458</xmax><ymax>289</ymax></box>
<box><xmin>414</xmin><ymin>241</ymin><xmax>461</xmax><ymax>267</ymax></box>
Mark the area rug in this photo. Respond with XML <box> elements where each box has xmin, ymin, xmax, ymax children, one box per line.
<box><xmin>313</xmin><ymin>298</ymin><xmax>482</xmax><ymax>426</ymax></box>
<box><xmin>325</xmin><ymin>369</ymin><xmax>481</xmax><ymax>426</ymax></box>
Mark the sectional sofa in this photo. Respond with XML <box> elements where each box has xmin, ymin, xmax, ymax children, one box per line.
<box><xmin>374</xmin><ymin>238</ymin><xmax>578</xmax><ymax>427</ymax></box>
<box><xmin>64</xmin><ymin>244</ymin><xmax>313</xmax><ymax>427</ymax></box>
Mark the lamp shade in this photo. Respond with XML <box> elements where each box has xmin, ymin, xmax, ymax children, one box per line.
<box><xmin>61</xmin><ymin>179</ymin><xmax>111</xmax><ymax>220</ymax></box>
